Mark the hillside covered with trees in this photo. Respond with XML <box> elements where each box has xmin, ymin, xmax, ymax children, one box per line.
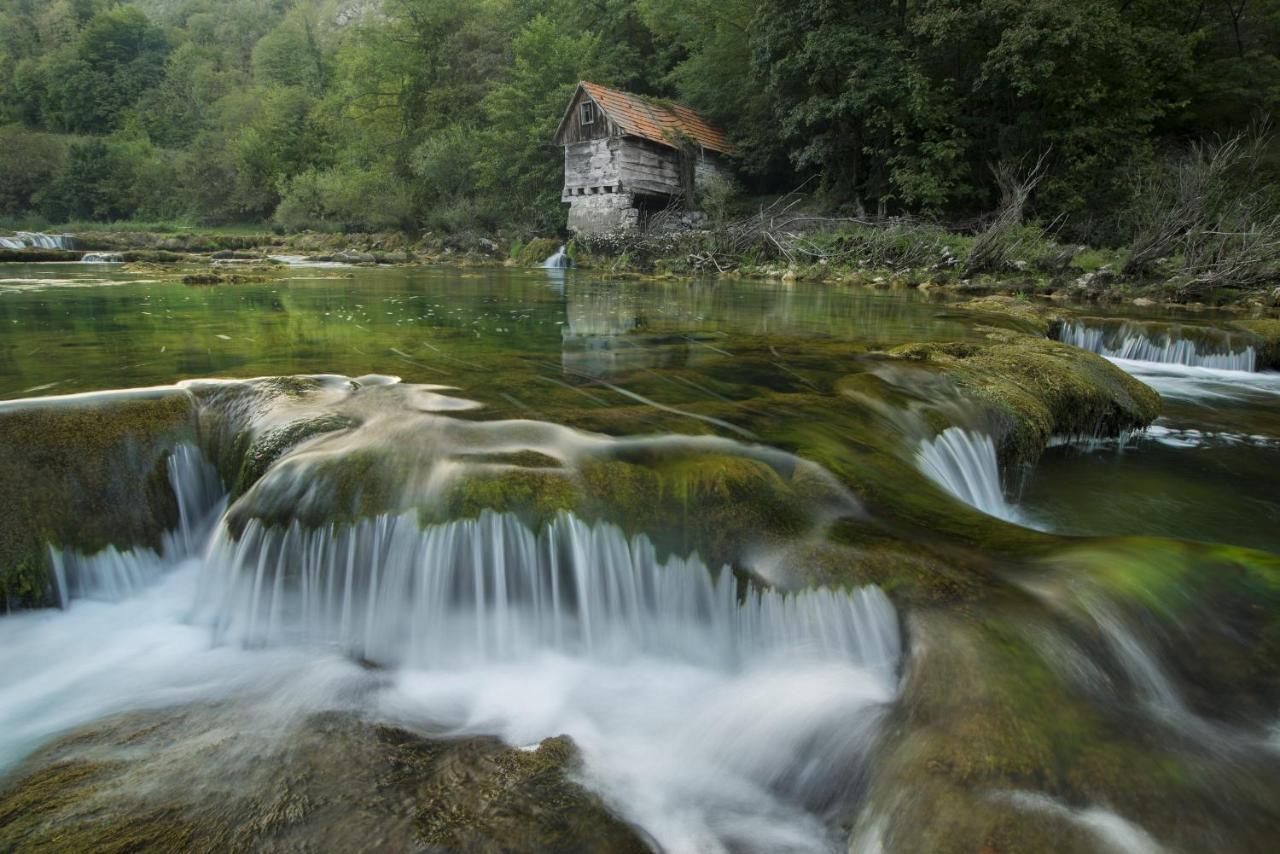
<box><xmin>1</xmin><ymin>0</ymin><xmax>1278</xmax><ymax>243</ymax></box>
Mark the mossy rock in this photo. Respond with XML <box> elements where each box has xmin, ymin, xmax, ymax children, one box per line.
<box><xmin>886</xmin><ymin>334</ymin><xmax>1161</xmax><ymax>470</ymax></box>
<box><xmin>517</xmin><ymin>237</ymin><xmax>563</xmax><ymax>267</ymax></box>
<box><xmin>437</xmin><ymin>466</ymin><xmax>580</xmax><ymax>530</ymax></box>
<box><xmin>957</xmin><ymin>295</ymin><xmax>1067</xmax><ymax>337</ymax></box>
<box><xmin>0</xmin><ymin>389</ymin><xmax>199</xmax><ymax>609</ymax></box>
<box><xmin>0</xmin><ymin>707</ymin><xmax>648</xmax><ymax>853</ymax></box>
<box><xmin>861</xmin><ymin>603</ymin><xmax>1280</xmax><ymax>853</ymax></box>
<box><xmin>1040</xmin><ymin>538</ymin><xmax>1280</xmax><ymax>722</ymax></box>
<box><xmin>231</xmin><ymin>414</ymin><xmax>357</xmax><ymax>497</ymax></box>
<box><xmin>1232</xmin><ymin>318</ymin><xmax>1280</xmax><ymax>369</ymax></box>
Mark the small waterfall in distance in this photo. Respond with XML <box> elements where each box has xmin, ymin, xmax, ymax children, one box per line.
<box><xmin>0</xmin><ymin>232</ymin><xmax>74</xmax><ymax>251</ymax></box>
<box><xmin>543</xmin><ymin>244</ymin><xmax>572</xmax><ymax>268</ymax></box>
<box><xmin>1059</xmin><ymin>321</ymin><xmax>1257</xmax><ymax>372</ymax></box>
<box><xmin>916</xmin><ymin>427</ymin><xmax>1021</xmax><ymax>523</ymax></box>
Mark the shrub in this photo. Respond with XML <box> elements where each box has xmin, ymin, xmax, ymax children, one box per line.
<box><xmin>275</xmin><ymin>166</ymin><xmax>415</xmax><ymax>232</ymax></box>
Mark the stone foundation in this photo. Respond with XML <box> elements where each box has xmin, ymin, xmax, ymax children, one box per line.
<box><xmin>566</xmin><ymin>192</ymin><xmax>640</xmax><ymax>234</ymax></box>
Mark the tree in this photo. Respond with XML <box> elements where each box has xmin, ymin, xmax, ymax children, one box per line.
<box><xmin>43</xmin><ymin>5</ymin><xmax>170</xmax><ymax>132</ymax></box>
<box><xmin>475</xmin><ymin>14</ymin><xmax>606</xmax><ymax>229</ymax></box>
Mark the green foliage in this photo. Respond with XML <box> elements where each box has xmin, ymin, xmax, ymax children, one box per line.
<box><xmin>0</xmin><ymin>124</ymin><xmax>67</xmax><ymax>215</ymax></box>
<box><xmin>474</xmin><ymin>14</ymin><xmax>607</xmax><ymax>231</ymax></box>
<box><xmin>275</xmin><ymin>165</ymin><xmax>415</xmax><ymax>232</ymax></box>
<box><xmin>0</xmin><ymin>0</ymin><xmax>1275</xmax><ymax>235</ymax></box>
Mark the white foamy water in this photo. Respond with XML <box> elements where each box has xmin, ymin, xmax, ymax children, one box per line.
<box><xmin>0</xmin><ymin>232</ymin><xmax>74</xmax><ymax>250</ymax></box>
<box><xmin>998</xmin><ymin>791</ymin><xmax>1165</xmax><ymax>853</ymax></box>
<box><xmin>915</xmin><ymin>427</ymin><xmax>1021</xmax><ymax>523</ymax></box>
<box><xmin>0</xmin><ymin>452</ymin><xmax>901</xmax><ymax>853</ymax></box>
<box><xmin>1059</xmin><ymin>321</ymin><xmax>1256</xmax><ymax>372</ymax></box>
<box><xmin>1108</xmin><ymin>358</ymin><xmax>1280</xmax><ymax>404</ymax></box>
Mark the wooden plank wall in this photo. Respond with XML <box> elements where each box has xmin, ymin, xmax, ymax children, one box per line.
<box><xmin>563</xmin><ymin>138</ymin><xmax>682</xmax><ymax>198</ymax></box>
<box><xmin>556</xmin><ymin>91</ymin><xmax>615</xmax><ymax>144</ymax></box>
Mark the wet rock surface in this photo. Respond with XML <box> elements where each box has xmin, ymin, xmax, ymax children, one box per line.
<box><xmin>0</xmin><ymin>708</ymin><xmax>649</xmax><ymax>853</ymax></box>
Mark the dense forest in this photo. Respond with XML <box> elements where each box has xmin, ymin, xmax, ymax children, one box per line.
<box><xmin>1</xmin><ymin>0</ymin><xmax>1278</xmax><ymax>241</ymax></box>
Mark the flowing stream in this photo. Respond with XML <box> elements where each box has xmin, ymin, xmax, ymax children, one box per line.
<box><xmin>1057</xmin><ymin>320</ymin><xmax>1258</xmax><ymax>371</ymax></box>
<box><xmin>0</xmin><ymin>232</ymin><xmax>74</xmax><ymax>251</ymax></box>
<box><xmin>2</xmin><ymin>265</ymin><xmax>1278</xmax><ymax>851</ymax></box>
<box><xmin>2</xmin><ymin>442</ymin><xmax>900</xmax><ymax>852</ymax></box>
<box><xmin>915</xmin><ymin>427</ymin><xmax>1021</xmax><ymax>523</ymax></box>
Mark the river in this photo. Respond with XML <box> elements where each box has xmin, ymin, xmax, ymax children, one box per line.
<box><xmin>1</xmin><ymin>261</ymin><xmax>1278</xmax><ymax>852</ymax></box>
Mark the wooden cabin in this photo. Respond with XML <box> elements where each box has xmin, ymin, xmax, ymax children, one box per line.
<box><xmin>552</xmin><ymin>82</ymin><xmax>734</xmax><ymax>234</ymax></box>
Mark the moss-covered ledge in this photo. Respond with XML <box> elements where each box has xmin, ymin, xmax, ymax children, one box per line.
<box><xmin>0</xmin><ymin>388</ymin><xmax>199</xmax><ymax>610</ymax></box>
<box><xmin>884</xmin><ymin>333</ymin><xmax>1161</xmax><ymax>471</ymax></box>
<box><xmin>1231</xmin><ymin>318</ymin><xmax>1280</xmax><ymax>370</ymax></box>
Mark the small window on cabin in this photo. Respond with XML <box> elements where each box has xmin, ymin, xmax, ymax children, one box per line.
<box><xmin>580</xmin><ymin>102</ymin><xmax>595</xmax><ymax>126</ymax></box>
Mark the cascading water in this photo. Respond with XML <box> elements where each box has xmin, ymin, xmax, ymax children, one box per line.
<box><xmin>915</xmin><ymin>427</ymin><xmax>1021</xmax><ymax>523</ymax></box>
<box><xmin>4</xmin><ymin>431</ymin><xmax>900</xmax><ymax>852</ymax></box>
<box><xmin>198</xmin><ymin>510</ymin><xmax>899</xmax><ymax>671</ymax></box>
<box><xmin>49</xmin><ymin>444</ymin><xmax>224</xmax><ymax>606</ymax></box>
<box><xmin>191</xmin><ymin>509</ymin><xmax>901</xmax><ymax>848</ymax></box>
<box><xmin>80</xmin><ymin>252</ymin><xmax>124</xmax><ymax>264</ymax></box>
<box><xmin>0</xmin><ymin>232</ymin><xmax>74</xmax><ymax>251</ymax></box>
<box><xmin>543</xmin><ymin>244</ymin><xmax>572</xmax><ymax>268</ymax></box>
<box><xmin>1058</xmin><ymin>321</ymin><xmax>1257</xmax><ymax>372</ymax></box>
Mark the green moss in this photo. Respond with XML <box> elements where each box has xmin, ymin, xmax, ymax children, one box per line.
<box><xmin>438</xmin><ymin>467</ymin><xmax>580</xmax><ymax>529</ymax></box>
<box><xmin>0</xmin><ymin>389</ymin><xmax>199</xmax><ymax>609</ymax></box>
<box><xmin>957</xmin><ymin>295</ymin><xmax>1066</xmax><ymax>337</ymax></box>
<box><xmin>1232</xmin><ymin>318</ymin><xmax>1280</xmax><ymax>369</ymax></box>
<box><xmin>1043</xmin><ymin>539</ymin><xmax>1280</xmax><ymax>720</ymax></box>
<box><xmin>233</xmin><ymin>414</ymin><xmax>357</xmax><ymax>497</ymax></box>
<box><xmin>887</xmin><ymin>333</ymin><xmax>1161</xmax><ymax>470</ymax></box>
<box><xmin>517</xmin><ymin>237</ymin><xmax>562</xmax><ymax>267</ymax></box>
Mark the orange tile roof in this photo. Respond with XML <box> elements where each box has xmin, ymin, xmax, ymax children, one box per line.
<box><xmin>578</xmin><ymin>81</ymin><xmax>733</xmax><ymax>155</ymax></box>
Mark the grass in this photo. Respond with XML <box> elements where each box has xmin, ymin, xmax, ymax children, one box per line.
<box><xmin>1073</xmin><ymin>247</ymin><xmax>1126</xmax><ymax>272</ymax></box>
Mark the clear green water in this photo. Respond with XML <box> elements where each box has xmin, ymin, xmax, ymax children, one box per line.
<box><xmin>4</xmin><ymin>262</ymin><xmax>1280</xmax><ymax>851</ymax></box>
<box><xmin>0</xmin><ymin>263</ymin><xmax>977</xmax><ymax>402</ymax></box>
<box><xmin>4</xmin><ymin>262</ymin><xmax>1278</xmax><ymax>556</ymax></box>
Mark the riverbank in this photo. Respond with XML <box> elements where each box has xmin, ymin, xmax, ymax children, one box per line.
<box><xmin>5</xmin><ymin>222</ymin><xmax>1280</xmax><ymax>313</ymax></box>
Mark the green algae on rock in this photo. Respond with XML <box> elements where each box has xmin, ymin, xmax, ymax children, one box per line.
<box><xmin>886</xmin><ymin>334</ymin><xmax>1161</xmax><ymax>470</ymax></box>
<box><xmin>1232</xmin><ymin>318</ymin><xmax>1280</xmax><ymax>370</ymax></box>
<box><xmin>955</xmin><ymin>295</ymin><xmax>1068</xmax><ymax>337</ymax></box>
<box><xmin>0</xmin><ymin>388</ymin><xmax>199</xmax><ymax>609</ymax></box>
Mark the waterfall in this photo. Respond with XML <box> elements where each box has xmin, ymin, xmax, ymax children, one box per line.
<box><xmin>1</xmin><ymin>232</ymin><xmax>75</xmax><ymax>251</ymax></box>
<box><xmin>81</xmin><ymin>252</ymin><xmax>124</xmax><ymax>264</ymax></box>
<box><xmin>198</xmin><ymin>510</ymin><xmax>900</xmax><ymax>673</ymax></box>
<box><xmin>51</xmin><ymin>445</ymin><xmax>225</xmax><ymax>605</ymax></box>
<box><xmin>543</xmin><ymin>244</ymin><xmax>572</xmax><ymax>268</ymax></box>
<box><xmin>916</xmin><ymin>427</ymin><xmax>1020</xmax><ymax>522</ymax></box>
<box><xmin>190</xmin><ymin>509</ymin><xmax>900</xmax><ymax>846</ymax></box>
<box><xmin>1058</xmin><ymin>321</ymin><xmax>1256</xmax><ymax>372</ymax></box>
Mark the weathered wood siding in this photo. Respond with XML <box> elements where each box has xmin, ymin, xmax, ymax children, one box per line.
<box><xmin>563</xmin><ymin>139</ymin><xmax>619</xmax><ymax>195</ymax></box>
<box><xmin>563</xmin><ymin>137</ymin><xmax>682</xmax><ymax>199</ymax></box>
<box><xmin>555</xmin><ymin>91</ymin><xmax>615</xmax><ymax>145</ymax></box>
